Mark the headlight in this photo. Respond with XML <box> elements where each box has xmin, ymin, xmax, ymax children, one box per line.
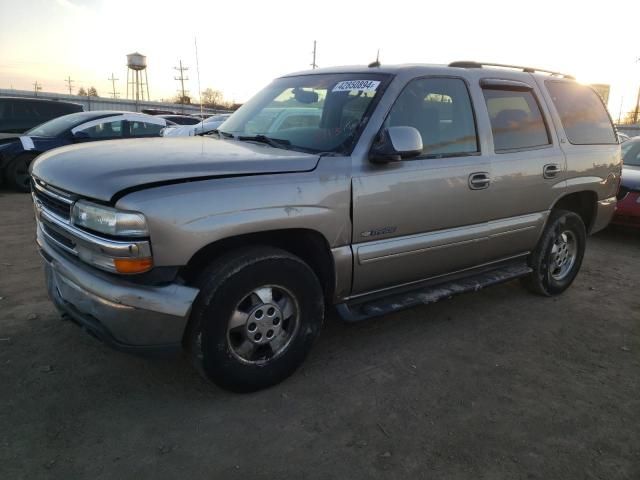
<box><xmin>71</xmin><ymin>200</ymin><xmax>149</xmax><ymax>237</ymax></box>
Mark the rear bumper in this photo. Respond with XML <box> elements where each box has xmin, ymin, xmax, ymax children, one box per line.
<box><xmin>590</xmin><ymin>196</ymin><xmax>617</xmax><ymax>234</ymax></box>
<box><xmin>38</xmin><ymin>226</ymin><xmax>199</xmax><ymax>354</ymax></box>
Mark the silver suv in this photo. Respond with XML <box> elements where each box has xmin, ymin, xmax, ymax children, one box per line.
<box><xmin>31</xmin><ymin>62</ymin><xmax>621</xmax><ymax>392</ymax></box>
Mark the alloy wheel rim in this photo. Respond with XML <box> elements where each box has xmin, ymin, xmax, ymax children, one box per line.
<box><xmin>549</xmin><ymin>230</ymin><xmax>577</xmax><ymax>281</ymax></box>
<box><xmin>226</xmin><ymin>285</ymin><xmax>299</xmax><ymax>365</ymax></box>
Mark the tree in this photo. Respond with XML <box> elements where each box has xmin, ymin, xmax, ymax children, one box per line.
<box><xmin>202</xmin><ymin>88</ymin><xmax>223</xmax><ymax>107</ymax></box>
<box><xmin>77</xmin><ymin>87</ymin><xmax>87</xmax><ymax>96</ymax></box>
<box><xmin>87</xmin><ymin>86</ymin><xmax>98</xmax><ymax>97</ymax></box>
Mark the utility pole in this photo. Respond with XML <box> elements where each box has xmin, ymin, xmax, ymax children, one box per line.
<box><xmin>310</xmin><ymin>40</ymin><xmax>318</xmax><ymax>69</ymax></box>
<box><xmin>174</xmin><ymin>59</ymin><xmax>189</xmax><ymax>103</ymax></box>
<box><xmin>108</xmin><ymin>73</ymin><xmax>120</xmax><ymax>98</ymax></box>
<box><xmin>33</xmin><ymin>81</ymin><xmax>42</xmax><ymax>96</ymax></box>
<box><xmin>64</xmin><ymin>75</ymin><xmax>74</xmax><ymax>95</ymax></box>
<box><xmin>634</xmin><ymin>57</ymin><xmax>640</xmax><ymax>125</ymax></box>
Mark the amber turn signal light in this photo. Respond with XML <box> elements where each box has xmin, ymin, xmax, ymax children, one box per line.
<box><xmin>113</xmin><ymin>257</ymin><xmax>153</xmax><ymax>274</ymax></box>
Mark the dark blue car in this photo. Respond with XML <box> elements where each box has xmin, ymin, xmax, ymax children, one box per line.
<box><xmin>0</xmin><ymin>111</ymin><xmax>168</xmax><ymax>192</ymax></box>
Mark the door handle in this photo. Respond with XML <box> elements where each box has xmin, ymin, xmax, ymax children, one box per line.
<box><xmin>468</xmin><ymin>172</ymin><xmax>491</xmax><ymax>190</ymax></box>
<box><xmin>543</xmin><ymin>163</ymin><xmax>561</xmax><ymax>179</ymax></box>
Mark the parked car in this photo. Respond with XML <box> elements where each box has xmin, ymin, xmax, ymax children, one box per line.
<box><xmin>162</xmin><ymin>113</ymin><xmax>232</xmax><ymax>137</ymax></box>
<box><xmin>31</xmin><ymin>62</ymin><xmax>620</xmax><ymax>392</ymax></box>
<box><xmin>612</xmin><ymin>136</ymin><xmax>640</xmax><ymax>227</ymax></box>
<box><xmin>0</xmin><ymin>97</ymin><xmax>83</xmax><ymax>134</ymax></box>
<box><xmin>0</xmin><ymin>111</ymin><xmax>166</xmax><ymax>191</ymax></box>
<box><xmin>158</xmin><ymin>114</ymin><xmax>202</xmax><ymax>125</ymax></box>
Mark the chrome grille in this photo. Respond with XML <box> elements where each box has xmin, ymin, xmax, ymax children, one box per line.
<box><xmin>32</xmin><ymin>179</ymin><xmax>73</xmax><ymax>221</ymax></box>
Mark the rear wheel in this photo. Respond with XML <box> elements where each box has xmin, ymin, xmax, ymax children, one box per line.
<box><xmin>186</xmin><ymin>247</ymin><xmax>324</xmax><ymax>392</ymax></box>
<box><xmin>521</xmin><ymin>209</ymin><xmax>586</xmax><ymax>296</ymax></box>
<box><xmin>7</xmin><ymin>153</ymin><xmax>37</xmax><ymax>192</ymax></box>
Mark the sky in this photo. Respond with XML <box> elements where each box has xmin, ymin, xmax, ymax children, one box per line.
<box><xmin>0</xmin><ymin>0</ymin><xmax>639</xmax><ymax>119</ymax></box>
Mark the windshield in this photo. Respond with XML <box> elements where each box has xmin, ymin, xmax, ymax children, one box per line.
<box><xmin>622</xmin><ymin>139</ymin><xmax>640</xmax><ymax>166</ymax></box>
<box><xmin>218</xmin><ymin>73</ymin><xmax>390</xmax><ymax>154</ymax></box>
<box><xmin>26</xmin><ymin>112</ymin><xmax>114</xmax><ymax>137</ymax></box>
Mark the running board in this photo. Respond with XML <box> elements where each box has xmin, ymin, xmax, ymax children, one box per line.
<box><xmin>336</xmin><ymin>262</ymin><xmax>532</xmax><ymax>322</ymax></box>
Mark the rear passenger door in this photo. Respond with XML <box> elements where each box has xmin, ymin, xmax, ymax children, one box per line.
<box><xmin>351</xmin><ymin>76</ymin><xmax>493</xmax><ymax>294</ymax></box>
<box><xmin>478</xmin><ymin>78</ymin><xmax>566</xmax><ymax>261</ymax></box>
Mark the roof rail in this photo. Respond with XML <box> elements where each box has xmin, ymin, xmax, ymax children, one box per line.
<box><xmin>448</xmin><ymin>61</ymin><xmax>575</xmax><ymax>80</ymax></box>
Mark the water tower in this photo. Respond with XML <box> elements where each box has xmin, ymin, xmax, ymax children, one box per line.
<box><xmin>126</xmin><ymin>52</ymin><xmax>150</xmax><ymax>103</ymax></box>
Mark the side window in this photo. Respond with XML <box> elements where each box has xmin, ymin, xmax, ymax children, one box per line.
<box><xmin>387</xmin><ymin>77</ymin><xmax>478</xmax><ymax>156</ymax></box>
<box><xmin>77</xmin><ymin>120</ymin><xmax>124</xmax><ymax>139</ymax></box>
<box><xmin>545</xmin><ymin>81</ymin><xmax>616</xmax><ymax>145</ymax></box>
<box><xmin>130</xmin><ymin>121</ymin><xmax>163</xmax><ymax>137</ymax></box>
<box><xmin>12</xmin><ymin>101</ymin><xmax>38</xmax><ymax>121</ymax></box>
<box><xmin>482</xmin><ymin>88</ymin><xmax>550</xmax><ymax>151</ymax></box>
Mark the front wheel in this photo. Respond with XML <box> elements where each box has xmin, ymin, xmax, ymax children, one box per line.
<box><xmin>186</xmin><ymin>247</ymin><xmax>324</xmax><ymax>392</ymax></box>
<box><xmin>521</xmin><ymin>209</ymin><xmax>586</xmax><ymax>296</ymax></box>
<box><xmin>7</xmin><ymin>153</ymin><xmax>37</xmax><ymax>192</ymax></box>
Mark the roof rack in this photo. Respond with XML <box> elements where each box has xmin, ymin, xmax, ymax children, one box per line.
<box><xmin>448</xmin><ymin>61</ymin><xmax>575</xmax><ymax>80</ymax></box>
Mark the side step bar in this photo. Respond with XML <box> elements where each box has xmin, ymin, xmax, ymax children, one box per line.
<box><xmin>336</xmin><ymin>262</ymin><xmax>532</xmax><ymax>322</ymax></box>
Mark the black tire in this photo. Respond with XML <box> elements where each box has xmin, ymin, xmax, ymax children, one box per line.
<box><xmin>186</xmin><ymin>246</ymin><xmax>324</xmax><ymax>392</ymax></box>
<box><xmin>521</xmin><ymin>209</ymin><xmax>586</xmax><ymax>296</ymax></box>
<box><xmin>7</xmin><ymin>153</ymin><xmax>37</xmax><ymax>192</ymax></box>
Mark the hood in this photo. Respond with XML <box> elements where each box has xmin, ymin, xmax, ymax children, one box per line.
<box><xmin>31</xmin><ymin>137</ymin><xmax>320</xmax><ymax>202</ymax></box>
<box><xmin>621</xmin><ymin>165</ymin><xmax>640</xmax><ymax>192</ymax></box>
<box><xmin>0</xmin><ymin>133</ymin><xmax>21</xmax><ymax>146</ymax></box>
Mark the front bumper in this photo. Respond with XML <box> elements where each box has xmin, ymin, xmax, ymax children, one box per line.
<box><xmin>611</xmin><ymin>191</ymin><xmax>640</xmax><ymax>228</ymax></box>
<box><xmin>38</xmin><ymin>225</ymin><xmax>199</xmax><ymax>354</ymax></box>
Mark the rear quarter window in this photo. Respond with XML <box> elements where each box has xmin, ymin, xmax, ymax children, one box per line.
<box><xmin>545</xmin><ymin>81</ymin><xmax>616</xmax><ymax>145</ymax></box>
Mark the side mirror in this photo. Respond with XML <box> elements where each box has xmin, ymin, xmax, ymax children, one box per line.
<box><xmin>369</xmin><ymin>126</ymin><xmax>423</xmax><ymax>164</ymax></box>
<box><xmin>72</xmin><ymin>131</ymin><xmax>90</xmax><ymax>141</ymax></box>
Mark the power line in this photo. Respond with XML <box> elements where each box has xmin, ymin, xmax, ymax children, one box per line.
<box><xmin>174</xmin><ymin>59</ymin><xmax>189</xmax><ymax>102</ymax></box>
<box><xmin>108</xmin><ymin>73</ymin><xmax>120</xmax><ymax>98</ymax></box>
<box><xmin>64</xmin><ymin>75</ymin><xmax>74</xmax><ymax>95</ymax></box>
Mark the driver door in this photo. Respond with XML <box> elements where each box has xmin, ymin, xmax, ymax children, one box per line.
<box><xmin>352</xmin><ymin>76</ymin><xmax>494</xmax><ymax>294</ymax></box>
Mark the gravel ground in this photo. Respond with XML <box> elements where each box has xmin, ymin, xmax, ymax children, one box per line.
<box><xmin>0</xmin><ymin>190</ymin><xmax>638</xmax><ymax>479</ymax></box>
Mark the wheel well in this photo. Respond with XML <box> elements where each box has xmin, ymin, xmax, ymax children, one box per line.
<box><xmin>552</xmin><ymin>191</ymin><xmax>597</xmax><ymax>232</ymax></box>
<box><xmin>180</xmin><ymin>229</ymin><xmax>336</xmax><ymax>300</ymax></box>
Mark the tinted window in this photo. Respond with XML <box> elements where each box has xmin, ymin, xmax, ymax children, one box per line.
<box><xmin>483</xmin><ymin>88</ymin><xmax>550</xmax><ymax>151</ymax></box>
<box><xmin>27</xmin><ymin>112</ymin><xmax>112</xmax><ymax>137</ymax></box>
<box><xmin>130</xmin><ymin>121</ymin><xmax>163</xmax><ymax>137</ymax></box>
<box><xmin>622</xmin><ymin>140</ymin><xmax>640</xmax><ymax>166</ymax></box>
<box><xmin>546</xmin><ymin>81</ymin><xmax>616</xmax><ymax>145</ymax></box>
<box><xmin>386</xmin><ymin>77</ymin><xmax>478</xmax><ymax>156</ymax></box>
<box><xmin>77</xmin><ymin>120</ymin><xmax>124</xmax><ymax>138</ymax></box>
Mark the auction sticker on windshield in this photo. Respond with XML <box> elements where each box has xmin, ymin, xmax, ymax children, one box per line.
<box><xmin>332</xmin><ymin>80</ymin><xmax>380</xmax><ymax>93</ymax></box>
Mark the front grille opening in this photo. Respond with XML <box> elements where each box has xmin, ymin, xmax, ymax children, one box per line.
<box><xmin>42</xmin><ymin>222</ymin><xmax>75</xmax><ymax>251</ymax></box>
<box><xmin>34</xmin><ymin>186</ymin><xmax>72</xmax><ymax>220</ymax></box>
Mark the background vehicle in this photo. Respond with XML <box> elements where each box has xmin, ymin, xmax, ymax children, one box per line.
<box><xmin>1</xmin><ymin>111</ymin><xmax>166</xmax><ymax>191</ymax></box>
<box><xmin>31</xmin><ymin>63</ymin><xmax>620</xmax><ymax>392</ymax></box>
<box><xmin>158</xmin><ymin>114</ymin><xmax>202</xmax><ymax>125</ymax></box>
<box><xmin>0</xmin><ymin>97</ymin><xmax>83</xmax><ymax>134</ymax></box>
<box><xmin>162</xmin><ymin>113</ymin><xmax>232</xmax><ymax>137</ymax></box>
<box><xmin>612</xmin><ymin>136</ymin><xmax>640</xmax><ymax>227</ymax></box>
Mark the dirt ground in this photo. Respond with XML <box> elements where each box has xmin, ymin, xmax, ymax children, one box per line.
<box><xmin>0</xmin><ymin>189</ymin><xmax>638</xmax><ymax>480</ymax></box>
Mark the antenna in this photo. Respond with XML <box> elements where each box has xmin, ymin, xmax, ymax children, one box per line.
<box><xmin>64</xmin><ymin>75</ymin><xmax>74</xmax><ymax>95</ymax></box>
<box><xmin>33</xmin><ymin>81</ymin><xmax>42</xmax><ymax>96</ymax></box>
<box><xmin>194</xmin><ymin>37</ymin><xmax>204</xmax><ymax>132</ymax></box>
<box><xmin>368</xmin><ymin>49</ymin><xmax>381</xmax><ymax>68</ymax></box>
<box><xmin>108</xmin><ymin>73</ymin><xmax>120</xmax><ymax>98</ymax></box>
<box><xmin>311</xmin><ymin>40</ymin><xmax>318</xmax><ymax>69</ymax></box>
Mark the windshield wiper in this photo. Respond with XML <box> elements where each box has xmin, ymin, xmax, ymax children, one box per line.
<box><xmin>237</xmin><ymin>134</ymin><xmax>291</xmax><ymax>149</ymax></box>
<box><xmin>207</xmin><ymin>129</ymin><xmax>234</xmax><ymax>138</ymax></box>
